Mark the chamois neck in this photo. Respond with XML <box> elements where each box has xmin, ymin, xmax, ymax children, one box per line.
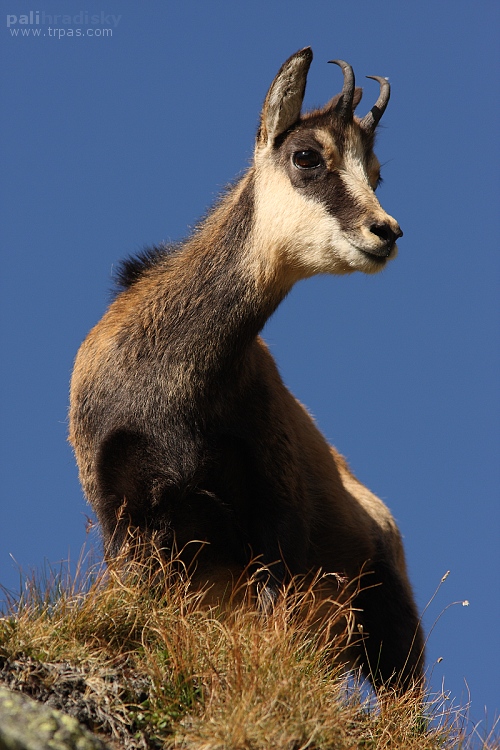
<box><xmin>135</xmin><ymin>170</ymin><xmax>291</xmax><ymax>384</ymax></box>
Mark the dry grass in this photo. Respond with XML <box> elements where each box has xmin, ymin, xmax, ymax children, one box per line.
<box><xmin>0</xmin><ymin>545</ymin><xmax>497</xmax><ymax>750</ymax></box>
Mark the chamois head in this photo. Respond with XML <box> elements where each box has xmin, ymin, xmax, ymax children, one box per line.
<box><xmin>253</xmin><ymin>47</ymin><xmax>402</xmax><ymax>281</ymax></box>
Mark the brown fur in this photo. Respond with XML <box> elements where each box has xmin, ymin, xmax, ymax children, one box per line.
<box><xmin>69</xmin><ymin>48</ymin><xmax>423</xmax><ymax>691</ymax></box>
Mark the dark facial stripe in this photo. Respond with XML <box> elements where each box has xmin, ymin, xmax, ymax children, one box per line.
<box><xmin>291</xmin><ymin>167</ymin><xmax>363</xmax><ymax>231</ymax></box>
<box><xmin>280</xmin><ymin>147</ymin><xmax>365</xmax><ymax>232</ymax></box>
<box><xmin>273</xmin><ymin>116</ymin><xmax>376</xmax><ymax>232</ymax></box>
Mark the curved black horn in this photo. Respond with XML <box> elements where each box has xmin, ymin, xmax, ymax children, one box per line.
<box><xmin>360</xmin><ymin>75</ymin><xmax>390</xmax><ymax>131</ymax></box>
<box><xmin>328</xmin><ymin>59</ymin><xmax>355</xmax><ymax>122</ymax></box>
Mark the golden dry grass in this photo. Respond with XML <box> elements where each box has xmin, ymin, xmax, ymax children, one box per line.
<box><xmin>0</xmin><ymin>545</ymin><xmax>497</xmax><ymax>750</ymax></box>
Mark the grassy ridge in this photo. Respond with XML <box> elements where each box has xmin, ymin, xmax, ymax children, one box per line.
<box><xmin>0</xmin><ymin>548</ymin><xmax>497</xmax><ymax>750</ymax></box>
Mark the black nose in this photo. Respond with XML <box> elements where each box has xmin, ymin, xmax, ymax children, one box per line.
<box><xmin>369</xmin><ymin>222</ymin><xmax>403</xmax><ymax>247</ymax></box>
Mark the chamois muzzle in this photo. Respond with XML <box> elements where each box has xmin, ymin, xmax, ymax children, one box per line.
<box><xmin>369</xmin><ymin>222</ymin><xmax>403</xmax><ymax>256</ymax></box>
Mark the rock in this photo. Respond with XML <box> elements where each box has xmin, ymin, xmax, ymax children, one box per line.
<box><xmin>0</xmin><ymin>686</ymin><xmax>110</xmax><ymax>750</ymax></box>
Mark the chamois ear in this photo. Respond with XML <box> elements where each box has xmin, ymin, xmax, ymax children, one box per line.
<box><xmin>326</xmin><ymin>86</ymin><xmax>363</xmax><ymax>114</ymax></box>
<box><xmin>257</xmin><ymin>47</ymin><xmax>313</xmax><ymax>147</ymax></box>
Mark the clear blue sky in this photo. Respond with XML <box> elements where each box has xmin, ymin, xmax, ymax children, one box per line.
<box><xmin>1</xmin><ymin>0</ymin><xmax>499</xmax><ymax>739</ymax></box>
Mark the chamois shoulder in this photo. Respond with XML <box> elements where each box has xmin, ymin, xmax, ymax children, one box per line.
<box><xmin>113</xmin><ymin>243</ymin><xmax>179</xmax><ymax>295</ymax></box>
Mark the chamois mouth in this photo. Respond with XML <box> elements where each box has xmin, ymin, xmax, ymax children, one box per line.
<box><xmin>359</xmin><ymin>247</ymin><xmax>393</xmax><ymax>263</ymax></box>
<box><xmin>347</xmin><ymin>233</ymin><xmax>398</xmax><ymax>266</ymax></box>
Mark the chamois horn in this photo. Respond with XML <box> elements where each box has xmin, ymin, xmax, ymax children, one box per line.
<box><xmin>328</xmin><ymin>59</ymin><xmax>355</xmax><ymax>121</ymax></box>
<box><xmin>360</xmin><ymin>75</ymin><xmax>390</xmax><ymax>131</ymax></box>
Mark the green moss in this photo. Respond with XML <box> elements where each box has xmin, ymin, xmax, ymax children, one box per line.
<box><xmin>0</xmin><ymin>686</ymin><xmax>109</xmax><ymax>750</ymax></box>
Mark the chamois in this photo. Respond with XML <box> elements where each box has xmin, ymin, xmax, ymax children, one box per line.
<box><xmin>69</xmin><ymin>48</ymin><xmax>424</xmax><ymax>691</ymax></box>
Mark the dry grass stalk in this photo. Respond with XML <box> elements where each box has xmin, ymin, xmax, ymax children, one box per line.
<box><xmin>0</xmin><ymin>541</ymin><xmax>497</xmax><ymax>750</ymax></box>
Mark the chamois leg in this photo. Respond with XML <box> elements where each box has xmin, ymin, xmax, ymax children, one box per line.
<box><xmin>209</xmin><ymin>431</ymin><xmax>309</xmax><ymax>603</ymax></box>
<box><xmin>354</xmin><ymin>559</ymin><xmax>425</xmax><ymax>692</ymax></box>
<box><xmin>95</xmin><ymin>428</ymin><xmax>174</xmax><ymax>559</ymax></box>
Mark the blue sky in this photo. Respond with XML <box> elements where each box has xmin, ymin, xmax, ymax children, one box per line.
<box><xmin>1</xmin><ymin>0</ymin><xmax>499</xmax><ymax>739</ymax></box>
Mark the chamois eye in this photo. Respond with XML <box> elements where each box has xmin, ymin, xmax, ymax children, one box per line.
<box><xmin>292</xmin><ymin>150</ymin><xmax>322</xmax><ymax>169</ymax></box>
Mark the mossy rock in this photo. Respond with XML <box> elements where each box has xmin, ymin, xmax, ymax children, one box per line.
<box><xmin>0</xmin><ymin>686</ymin><xmax>110</xmax><ymax>750</ymax></box>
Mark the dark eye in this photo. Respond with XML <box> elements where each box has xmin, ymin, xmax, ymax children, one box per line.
<box><xmin>292</xmin><ymin>150</ymin><xmax>322</xmax><ymax>169</ymax></box>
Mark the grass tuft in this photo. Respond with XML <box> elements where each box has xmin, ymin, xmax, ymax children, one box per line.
<box><xmin>0</xmin><ymin>544</ymin><xmax>497</xmax><ymax>750</ymax></box>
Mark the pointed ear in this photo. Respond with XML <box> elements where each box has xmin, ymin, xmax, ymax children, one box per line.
<box><xmin>326</xmin><ymin>86</ymin><xmax>363</xmax><ymax>114</ymax></box>
<box><xmin>257</xmin><ymin>47</ymin><xmax>313</xmax><ymax>147</ymax></box>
